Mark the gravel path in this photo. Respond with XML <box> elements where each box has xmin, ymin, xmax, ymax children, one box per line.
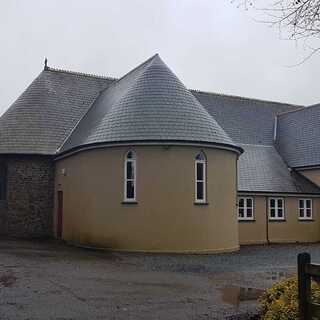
<box><xmin>0</xmin><ymin>239</ymin><xmax>319</xmax><ymax>320</ymax></box>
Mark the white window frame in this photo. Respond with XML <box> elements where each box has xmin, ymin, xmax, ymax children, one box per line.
<box><xmin>195</xmin><ymin>153</ymin><xmax>206</xmax><ymax>203</ymax></box>
<box><xmin>124</xmin><ymin>150</ymin><xmax>136</xmax><ymax>202</ymax></box>
<box><xmin>238</xmin><ymin>197</ymin><xmax>254</xmax><ymax>221</ymax></box>
<box><xmin>268</xmin><ymin>197</ymin><xmax>285</xmax><ymax>220</ymax></box>
<box><xmin>298</xmin><ymin>198</ymin><xmax>313</xmax><ymax>220</ymax></box>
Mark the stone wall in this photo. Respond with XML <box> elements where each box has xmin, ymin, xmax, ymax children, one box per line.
<box><xmin>0</xmin><ymin>155</ymin><xmax>54</xmax><ymax>238</ymax></box>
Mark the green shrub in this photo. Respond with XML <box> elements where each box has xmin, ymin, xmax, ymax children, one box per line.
<box><xmin>259</xmin><ymin>276</ymin><xmax>320</xmax><ymax>320</ymax></box>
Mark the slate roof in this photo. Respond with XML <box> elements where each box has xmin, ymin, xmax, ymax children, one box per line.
<box><xmin>193</xmin><ymin>90</ymin><xmax>301</xmax><ymax>145</ymax></box>
<box><xmin>276</xmin><ymin>104</ymin><xmax>320</xmax><ymax>168</ymax></box>
<box><xmin>192</xmin><ymin>91</ymin><xmax>320</xmax><ymax>194</ymax></box>
<box><xmin>0</xmin><ymin>54</ymin><xmax>319</xmax><ymax>194</ymax></box>
<box><xmin>61</xmin><ymin>54</ymin><xmax>240</xmax><ymax>153</ymax></box>
<box><xmin>0</xmin><ymin>68</ymin><xmax>114</xmax><ymax>154</ymax></box>
<box><xmin>238</xmin><ymin>144</ymin><xmax>320</xmax><ymax>194</ymax></box>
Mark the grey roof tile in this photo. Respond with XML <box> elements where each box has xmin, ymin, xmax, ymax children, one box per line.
<box><xmin>1</xmin><ymin>54</ymin><xmax>319</xmax><ymax>194</ymax></box>
<box><xmin>276</xmin><ymin>104</ymin><xmax>320</xmax><ymax>168</ymax></box>
<box><xmin>61</xmin><ymin>54</ymin><xmax>240</xmax><ymax>153</ymax></box>
<box><xmin>238</xmin><ymin>144</ymin><xmax>320</xmax><ymax>194</ymax></box>
<box><xmin>192</xmin><ymin>91</ymin><xmax>318</xmax><ymax>193</ymax></box>
<box><xmin>193</xmin><ymin>90</ymin><xmax>301</xmax><ymax>145</ymax></box>
<box><xmin>0</xmin><ymin>69</ymin><xmax>114</xmax><ymax>154</ymax></box>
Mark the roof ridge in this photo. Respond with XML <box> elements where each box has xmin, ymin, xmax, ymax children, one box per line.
<box><xmin>92</xmin><ymin>54</ymin><xmax>159</xmax><ymax>99</ymax></box>
<box><xmin>308</xmin><ymin>102</ymin><xmax>320</xmax><ymax>108</ymax></box>
<box><xmin>45</xmin><ymin>66</ymin><xmax>117</xmax><ymax>81</ymax></box>
<box><xmin>191</xmin><ymin>88</ymin><xmax>303</xmax><ymax>108</ymax></box>
<box><xmin>45</xmin><ymin>54</ymin><xmax>159</xmax><ymax>84</ymax></box>
<box><xmin>105</xmin><ymin>53</ymin><xmax>158</xmax><ymax>88</ymax></box>
<box><xmin>45</xmin><ymin>64</ymin><xmax>304</xmax><ymax>109</ymax></box>
<box><xmin>277</xmin><ymin>103</ymin><xmax>319</xmax><ymax>117</ymax></box>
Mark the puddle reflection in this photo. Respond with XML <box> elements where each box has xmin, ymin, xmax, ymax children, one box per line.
<box><xmin>218</xmin><ymin>286</ymin><xmax>264</xmax><ymax>306</ymax></box>
<box><xmin>209</xmin><ymin>269</ymin><xmax>294</xmax><ymax>307</ymax></box>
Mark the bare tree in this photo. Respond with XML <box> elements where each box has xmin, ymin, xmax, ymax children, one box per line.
<box><xmin>233</xmin><ymin>0</ymin><xmax>320</xmax><ymax>62</ymax></box>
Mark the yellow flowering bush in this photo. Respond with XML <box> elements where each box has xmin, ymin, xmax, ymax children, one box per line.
<box><xmin>259</xmin><ymin>277</ymin><xmax>320</xmax><ymax>320</ymax></box>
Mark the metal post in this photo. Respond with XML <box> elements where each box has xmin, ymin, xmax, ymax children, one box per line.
<box><xmin>298</xmin><ymin>252</ymin><xmax>311</xmax><ymax>320</ymax></box>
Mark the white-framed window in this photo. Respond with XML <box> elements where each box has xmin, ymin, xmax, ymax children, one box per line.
<box><xmin>299</xmin><ymin>199</ymin><xmax>312</xmax><ymax>220</ymax></box>
<box><xmin>124</xmin><ymin>150</ymin><xmax>136</xmax><ymax>202</ymax></box>
<box><xmin>238</xmin><ymin>197</ymin><xmax>254</xmax><ymax>220</ymax></box>
<box><xmin>269</xmin><ymin>198</ymin><xmax>285</xmax><ymax>220</ymax></box>
<box><xmin>195</xmin><ymin>152</ymin><xmax>206</xmax><ymax>203</ymax></box>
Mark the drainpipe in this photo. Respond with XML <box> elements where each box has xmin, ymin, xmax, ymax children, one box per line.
<box><xmin>273</xmin><ymin>116</ymin><xmax>278</xmax><ymax>142</ymax></box>
<box><xmin>266</xmin><ymin>197</ymin><xmax>270</xmax><ymax>244</ymax></box>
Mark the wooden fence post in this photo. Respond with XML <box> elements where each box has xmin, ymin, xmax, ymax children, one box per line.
<box><xmin>298</xmin><ymin>252</ymin><xmax>311</xmax><ymax>320</ymax></box>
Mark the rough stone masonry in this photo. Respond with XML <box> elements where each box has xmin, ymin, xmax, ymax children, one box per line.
<box><xmin>0</xmin><ymin>155</ymin><xmax>54</xmax><ymax>237</ymax></box>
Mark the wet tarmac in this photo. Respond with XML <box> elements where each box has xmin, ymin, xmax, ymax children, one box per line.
<box><xmin>0</xmin><ymin>239</ymin><xmax>319</xmax><ymax>319</ymax></box>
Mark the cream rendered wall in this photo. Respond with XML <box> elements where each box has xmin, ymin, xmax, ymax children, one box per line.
<box><xmin>299</xmin><ymin>169</ymin><xmax>320</xmax><ymax>187</ymax></box>
<box><xmin>269</xmin><ymin>197</ymin><xmax>320</xmax><ymax>243</ymax></box>
<box><xmin>239</xmin><ymin>196</ymin><xmax>320</xmax><ymax>244</ymax></box>
<box><xmin>54</xmin><ymin>145</ymin><xmax>239</xmax><ymax>253</ymax></box>
<box><xmin>238</xmin><ymin>196</ymin><xmax>267</xmax><ymax>245</ymax></box>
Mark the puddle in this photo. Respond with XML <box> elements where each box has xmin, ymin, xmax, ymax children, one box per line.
<box><xmin>208</xmin><ymin>269</ymin><xmax>296</xmax><ymax>288</ymax></box>
<box><xmin>209</xmin><ymin>270</ymin><xmax>293</xmax><ymax>307</ymax></box>
<box><xmin>0</xmin><ymin>272</ymin><xmax>17</xmax><ymax>288</ymax></box>
<box><xmin>218</xmin><ymin>286</ymin><xmax>264</xmax><ymax>306</ymax></box>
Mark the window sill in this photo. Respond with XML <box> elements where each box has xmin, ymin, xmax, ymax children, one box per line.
<box><xmin>122</xmin><ymin>201</ymin><xmax>138</xmax><ymax>205</ymax></box>
<box><xmin>194</xmin><ymin>202</ymin><xmax>209</xmax><ymax>206</ymax></box>
<box><xmin>298</xmin><ymin>219</ymin><xmax>314</xmax><ymax>222</ymax></box>
<box><xmin>238</xmin><ymin>219</ymin><xmax>255</xmax><ymax>223</ymax></box>
<box><xmin>269</xmin><ymin>219</ymin><xmax>286</xmax><ymax>222</ymax></box>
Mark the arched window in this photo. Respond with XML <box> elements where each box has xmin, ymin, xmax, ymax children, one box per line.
<box><xmin>124</xmin><ymin>150</ymin><xmax>136</xmax><ymax>202</ymax></box>
<box><xmin>195</xmin><ymin>152</ymin><xmax>206</xmax><ymax>203</ymax></box>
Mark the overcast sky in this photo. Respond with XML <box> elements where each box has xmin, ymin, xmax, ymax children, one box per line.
<box><xmin>0</xmin><ymin>0</ymin><xmax>319</xmax><ymax>115</ymax></box>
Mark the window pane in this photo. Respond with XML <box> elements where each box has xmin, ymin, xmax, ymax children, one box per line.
<box><xmin>246</xmin><ymin>198</ymin><xmax>252</xmax><ymax>208</ymax></box>
<box><xmin>277</xmin><ymin>199</ymin><xmax>283</xmax><ymax>208</ymax></box>
<box><xmin>306</xmin><ymin>209</ymin><xmax>311</xmax><ymax>218</ymax></box>
<box><xmin>299</xmin><ymin>200</ymin><xmax>304</xmax><ymax>209</ymax></box>
<box><xmin>278</xmin><ymin>208</ymin><xmax>283</xmax><ymax>217</ymax></box>
<box><xmin>126</xmin><ymin>161</ymin><xmax>134</xmax><ymax>179</ymax></box>
<box><xmin>299</xmin><ymin>208</ymin><xmax>305</xmax><ymax>218</ymax></box>
<box><xmin>126</xmin><ymin>181</ymin><xmax>135</xmax><ymax>199</ymax></box>
<box><xmin>270</xmin><ymin>208</ymin><xmax>275</xmax><ymax>217</ymax></box>
<box><xmin>306</xmin><ymin>200</ymin><xmax>311</xmax><ymax>209</ymax></box>
<box><xmin>196</xmin><ymin>153</ymin><xmax>205</xmax><ymax>161</ymax></box>
<box><xmin>196</xmin><ymin>162</ymin><xmax>204</xmax><ymax>181</ymax></box>
<box><xmin>127</xmin><ymin>151</ymin><xmax>133</xmax><ymax>159</ymax></box>
<box><xmin>197</xmin><ymin>182</ymin><xmax>204</xmax><ymax>200</ymax></box>
<box><xmin>239</xmin><ymin>198</ymin><xmax>244</xmax><ymax>208</ymax></box>
<box><xmin>247</xmin><ymin>208</ymin><xmax>253</xmax><ymax>217</ymax></box>
<box><xmin>270</xmin><ymin>199</ymin><xmax>275</xmax><ymax>208</ymax></box>
<box><xmin>239</xmin><ymin>208</ymin><xmax>244</xmax><ymax>217</ymax></box>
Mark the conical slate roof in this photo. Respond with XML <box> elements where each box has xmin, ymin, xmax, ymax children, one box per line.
<box><xmin>60</xmin><ymin>54</ymin><xmax>241</xmax><ymax>153</ymax></box>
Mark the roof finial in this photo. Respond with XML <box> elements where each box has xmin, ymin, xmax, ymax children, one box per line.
<box><xmin>44</xmin><ymin>57</ymin><xmax>48</xmax><ymax>71</ymax></box>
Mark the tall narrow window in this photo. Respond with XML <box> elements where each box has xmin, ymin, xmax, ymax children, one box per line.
<box><xmin>0</xmin><ymin>163</ymin><xmax>7</xmax><ymax>201</ymax></box>
<box><xmin>238</xmin><ymin>197</ymin><xmax>254</xmax><ymax>220</ymax></box>
<box><xmin>299</xmin><ymin>199</ymin><xmax>312</xmax><ymax>220</ymax></box>
<box><xmin>195</xmin><ymin>152</ymin><xmax>206</xmax><ymax>203</ymax></box>
<box><xmin>124</xmin><ymin>150</ymin><xmax>136</xmax><ymax>202</ymax></box>
<box><xmin>269</xmin><ymin>198</ymin><xmax>285</xmax><ymax>220</ymax></box>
